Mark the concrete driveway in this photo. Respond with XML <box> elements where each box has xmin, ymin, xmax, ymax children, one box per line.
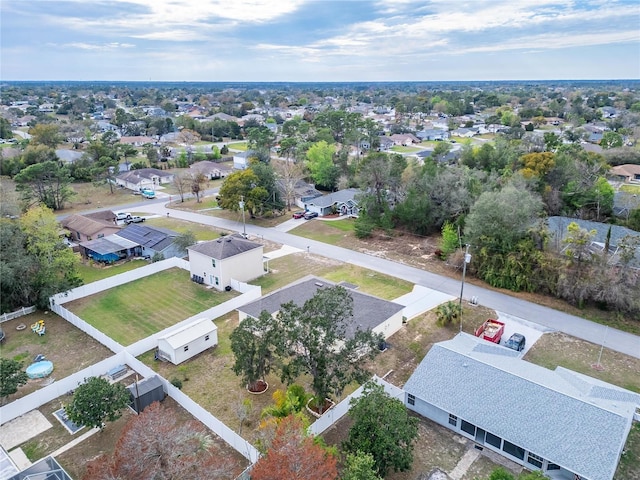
<box><xmin>393</xmin><ymin>285</ymin><xmax>455</xmax><ymax>320</ymax></box>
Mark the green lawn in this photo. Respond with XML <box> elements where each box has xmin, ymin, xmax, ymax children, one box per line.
<box><xmin>289</xmin><ymin>218</ymin><xmax>355</xmax><ymax>245</ymax></box>
<box><xmin>77</xmin><ymin>259</ymin><xmax>148</xmax><ymax>284</ymax></box>
<box><xmin>65</xmin><ymin>268</ymin><xmax>238</xmax><ymax>345</ymax></box>
<box><xmin>620</xmin><ymin>184</ymin><xmax>640</xmax><ymax>194</ymax></box>
<box><xmin>390</xmin><ymin>145</ymin><xmax>422</xmax><ymax>153</ymax></box>
<box><xmin>227</xmin><ymin>141</ymin><xmax>247</xmax><ymax>151</ymax></box>
<box><xmin>145</xmin><ymin>216</ymin><xmax>224</xmax><ymax>241</ymax></box>
<box><xmin>256</xmin><ymin>253</ymin><xmax>411</xmax><ymax>300</ymax></box>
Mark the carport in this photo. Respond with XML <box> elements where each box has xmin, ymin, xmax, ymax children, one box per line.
<box><xmin>79</xmin><ymin>236</ymin><xmax>140</xmax><ymax>262</ymax></box>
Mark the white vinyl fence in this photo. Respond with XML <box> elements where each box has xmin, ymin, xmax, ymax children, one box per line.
<box><xmin>0</xmin><ymin>353</ymin><xmax>128</xmax><ymax>425</ymax></box>
<box><xmin>50</xmin><ymin>257</ymin><xmax>190</xmax><ymax>305</ymax></box>
<box><xmin>50</xmin><ymin>304</ymin><xmax>125</xmax><ymax>353</ymax></box>
<box><xmin>308</xmin><ymin>376</ymin><xmax>405</xmax><ymax>436</ymax></box>
<box><xmin>123</xmin><ymin>353</ymin><xmax>260</xmax><ymax>464</ymax></box>
<box><xmin>126</xmin><ymin>285</ymin><xmax>261</xmax><ymax>356</ymax></box>
<box><xmin>0</xmin><ymin>306</ymin><xmax>36</xmax><ymax>323</ymax></box>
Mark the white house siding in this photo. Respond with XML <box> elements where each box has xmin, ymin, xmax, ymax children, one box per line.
<box><xmin>220</xmin><ymin>249</ymin><xmax>264</xmax><ymax>287</ymax></box>
<box><xmin>189</xmin><ymin>247</ymin><xmax>264</xmax><ymax>291</ymax></box>
<box><xmin>372</xmin><ymin>310</ymin><xmax>403</xmax><ymax>340</ymax></box>
<box><xmin>157</xmin><ymin>322</ymin><xmax>218</xmax><ymax>365</ymax></box>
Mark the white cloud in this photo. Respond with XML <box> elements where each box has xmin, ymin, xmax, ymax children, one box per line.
<box><xmin>50</xmin><ymin>42</ymin><xmax>136</xmax><ymax>51</ymax></box>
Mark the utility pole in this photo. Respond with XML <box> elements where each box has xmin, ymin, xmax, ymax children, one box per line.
<box><xmin>239</xmin><ymin>195</ymin><xmax>246</xmax><ymax>237</ymax></box>
<box><xmin>459</xmin><ymin>244</ymin><xmax>471</xmax><ymax>332</ymax></box>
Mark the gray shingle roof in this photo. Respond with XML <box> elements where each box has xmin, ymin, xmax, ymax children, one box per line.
<box><xmin>188</xmin><ymin>235</ymin><xmax>262</xmax><ymax>259</ymax></box>
<box><xmin>306</xmin><ymin>188</ymin><xmax>361</xmax><ymax>208</ymax></box>
<box><xmin>404</xmin><ymin>333</ymin><xmax>639</xmax><ymax>480</ymax></box>
<box><xmin>238</xmin><ymin>275</ymin><xmax>404</xmax><ymax>338</ymax></box>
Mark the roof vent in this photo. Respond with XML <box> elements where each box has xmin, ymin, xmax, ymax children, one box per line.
<box><xmin>225</xmin><ymin>237</ymin><xmax>232</xmax><ymax>242</ymax></box>
<box><xmin>216</xmin><ymin>238</ymin><xmax>222</xmax><ymax>243</ymax></box>
<box><xmin>315</xmin><ymin>282</ymin><xmax>324</xmax><ymax>287</ymax></box>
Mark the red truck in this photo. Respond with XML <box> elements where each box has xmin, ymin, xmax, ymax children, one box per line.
<box><xmin>474</xmin><ymin>319</ymin><xmax>505</xmax><ymax>344</ymax></box>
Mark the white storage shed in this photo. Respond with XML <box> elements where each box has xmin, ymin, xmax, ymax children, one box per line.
<box><xmin>156</xmin><ymin>318</ymin><xmax>218</xmax><ymax>365</ymax></box>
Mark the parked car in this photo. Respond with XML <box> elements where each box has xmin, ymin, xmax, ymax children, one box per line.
<box><xmin>115</xmin><ymin>212</ymin><xmax>131</xmax><ymax>221</ymax></box>
<box><xmin>141</xmin><ymin>189</ymin><xmax>156</xmax><ymax>199</ymax></box>
<box><xmin>292</xmin><ymin>211</ymin><xmax>305</xmax><ymax>219</ymax></box>
<box><xmin>125</xmin><ymin>216</ymin><xmax>145</xmax><ymax>224</ymax></box>
<box><xmin>504</xmin><ymin>333</ymin><xmax>526</xmax><ymax>352</ymax></box>
<box><xmin>303</xmin><ymin>211</ymin><xmax>319</xmax><ymax>220</ymax></box>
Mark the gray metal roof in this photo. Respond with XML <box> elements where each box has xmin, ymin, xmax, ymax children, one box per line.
<box><xmin>188</xmin><ymin>235</ymin><xmax>262</xmax><ymax>259</ymax></box>
<box><xmin>238</xmin><ymin>275</ymin><xmax>404</xmax><ymax>338</ymax></box>
<box><xmin>404</xmin><ymin>333</ymin><xmax>639</xmax><ymax>480</ymax></box>
<box><xmin>80</xmin><ymin>236</ymin><xmax>138</xmax><ymax>254</ymax></box>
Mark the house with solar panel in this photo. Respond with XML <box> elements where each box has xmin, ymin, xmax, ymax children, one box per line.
<box><xmin>79</xmin><ymin>224</ymin><xmax>188</xmax><ymax>263</ymax></box>
<box><xmin>403</xmin><ymin>333</ymin><xmax>640</xmax><ymax>480</ymax></box>
<box><xmin>187</xmin><ymin>235</ymin><xmax>264</xmax><ymax>290</ymax></box>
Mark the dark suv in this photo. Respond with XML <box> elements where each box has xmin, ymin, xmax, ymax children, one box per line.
<box><xmin>504</xmin><ymin>333</ymin><xmax>526</xmax><ymax>352</ymax></box>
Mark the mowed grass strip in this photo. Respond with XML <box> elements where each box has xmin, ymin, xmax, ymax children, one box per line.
<box><xmin>77</xmin><ymin>259</ymin><xmax>148</xmax><ymax>284</ymax></box>
<box><xmin>255</xmin><ymin>252</ymin><xmax>412</xmax><ymax>299</ymax></box>
<box><xmin>289</xmin><ymin>218</ymin><xmax>355</xmax><ymax>246</ymax></box>
<box><xmin>66</xmin><ymin>268</ymin><xmax>237</xmax><ymax>345</ymax></box>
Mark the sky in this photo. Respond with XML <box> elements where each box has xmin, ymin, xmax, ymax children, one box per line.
<box><xmin>1</xmin><ymin>0</ymin><xmax>639</xmax><ymax>82</ymax></box>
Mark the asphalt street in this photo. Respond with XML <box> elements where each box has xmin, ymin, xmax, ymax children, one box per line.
<box><xmin>120</xmin><ymin>198</ymin><xmax>640</xmax><ymax>360</ymax></box>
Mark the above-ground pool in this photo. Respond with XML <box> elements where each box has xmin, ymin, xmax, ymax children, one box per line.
<box><xmin>26</xmin><ymin>360</ymin><xmax>54</xmax><ymax>379</ymax></box>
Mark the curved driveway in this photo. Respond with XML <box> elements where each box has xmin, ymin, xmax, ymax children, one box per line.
<box><xmin>124</xmin><ymin>200</ymin><xmax>640</xmax><ymax>359</ymax></box>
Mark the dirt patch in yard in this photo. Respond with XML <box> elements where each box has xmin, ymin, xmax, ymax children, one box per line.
<box><xmin>21</xmin><ymin>394</ymin><xmax>248</xmax><ymax>480</ymax></box>
<box><xmin>0</xmin><ymin>312</ymin><xmax>114</xmax><ymax>402</ymax></box>
<box><xmin>323</xmin><ymin>414</ymin><xmax>522</xmax><ymax>480</ymax></box>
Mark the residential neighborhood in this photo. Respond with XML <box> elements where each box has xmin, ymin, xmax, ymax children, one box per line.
<box><xmin>1</xmin><ymin>78</ymin><xmax>639</xmax><ymax>480</ymax></box>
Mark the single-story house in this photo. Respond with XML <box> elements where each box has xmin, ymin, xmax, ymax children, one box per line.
<box><xmin>127</xmin><ymin>375</ymin><xmax>165</xmax><ymax>413</ymax></box>
<box><xmin>416</xmin><ymin>129</ymin><xmax>449</xmax><ymax>141</ymax></box>
<box><xmin>546</xmin><ymin>216</ymin><xmax>640</xmax><ymax>268</ymax></box>
<box><xmin>156</xmin><ymin>318</ymin><xmax>218</xmax><ymax>365</ymax></box>
<box><xmin>119</xmin><ymin>135</ymin><xmax>156</xmax><ymax>147</ymax></box>
<box><xmin>276</xmin><ymin>179</ymin><xmax>323</xmax><ymax>209</ymax></box>
<box><xmin>390</xmin><ymin>133</ymin><xmax>420</xmax><ymax>146</ymax></box>
<box><xmin>451</xmin><ymin>127</ymin><xmax>478</xmax><ymax>138</ymax></box>
<box><xmin>187</xmin><ymin>234</ymin><xmax>264</xmax><ymax>290</ymax></box>
<box><xmin>79</xmin><ymin>234</ymin><xmax>141</xmax><ymax>263</ymax></box>
<box><xmin>115</xmin><ymin>168</ymin><xmax>174</xmax><ymax>192</ymax></box>
<box><xmin>304</xmin><ymin>188</ymin><xmax>361</xmax><ymax>217</ymax></box>
<box><xmin>611</xmin><ymin>164</ymin><xmax>640</xmax><ymax>184</ymax></box>
<box><xmin>116</xmin><ymin>224</ymin><xmax>187</xmax><ymax>260</ymax></box>
<box><xmin>238</xmin><ymin>275</ymin><xmax>405</xmax><ymax>341</ymax></box>
<box><xmin>189</xmin><ymin>160</ymin><xmax>233</xmax><ymax>180</ymax></box>
<box><xmin>404</xmin><ymin>333</ymin><xmax>640</xmax><ymax>480</ymax></box>
<box><xmin>61</xmin><ymin>212</ymin><xmax>121</xmax><ymax>242</ymax></box>
<box><xmin>377</xmin><ymin>136</ymin><xmax>395</xmax><ymax>151</ymax></box>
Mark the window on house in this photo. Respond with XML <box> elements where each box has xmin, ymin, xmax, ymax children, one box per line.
<box><xmin>205</xmin><ymin>335</ymin><xmax>210</xmax><ymax>341</ymax></box>
<box><xmin>486</xmin><ymin>432</ymin><xmax>501</xmax><ymax>449</ymax></box>
<box><xmin>502</xmin><ymin>441</ymin><xmax>525</xmax><ymax>460</ymax></box>
<box><xmin>461</xmin><ymin>420</ymin><xmax>475</xmax><ymax>436</ymax></box>
<box><xmin>183</xmin><ymin>346</ymin><xmax>189</xmax><ymax>352</ymax></box>
<box><xmin>527</xmin><ymin>452</ymin><xmax>544</xmax><ymax>468</ymax></box>
<box><xmin>407</xmin><ymin>394</ymin><xmax>415</xmax><ymax>406</ymax></box>
<box><xmin>547</xmin><ymin>463</ymin><xmax>560</xmax><ymax>471</ymax></box>
<box><xmin>98</xmin><ymin>234</ymin><xmax>104</xmax><ymax>238</ymax></box>
<box><xmin>212</xmin><ymin>259</ymin><xmax>216</xmax><ymax>267</ymax></box>
<box><xmin>448</xmin><ymin>414</ymin><xmax>458</xmax><ymax>426</ymax></box>
<box><xmin>215</xmin><ymin>277</ymin><xmax>219</xmax><ymax>285</ymax></box>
